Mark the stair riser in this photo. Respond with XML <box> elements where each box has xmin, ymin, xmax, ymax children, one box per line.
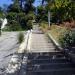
<box><xmin>28</xmin><ymin>59</ymin><xmax>68</xmax><ymax>64</ymax></box>
<box><xmin>28</xmin><ymin>56</ymin><xmax>65</xmax><ymax>59</ymax></box>
<box><xmin>27</xmin><ymin>64</ymin><xmax>75</xmax><ymax>70</ymax></box>
<box><xmin>27</xmin><ymin>70</ymin><xmax>75</xmax><ymax>75</ymax></box>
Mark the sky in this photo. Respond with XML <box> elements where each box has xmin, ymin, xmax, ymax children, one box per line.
<box><xmin>33</xmin><ymin>0</ymin><xmax>42</xmax><ymax>7</ymax></box>
<box><xmin>0</xmin><ymin>0</ymin><xmax>12</xmax><ymax>7</ymax></box>
<box><xmin>0</xmin><ymin>0</ymin><xmax>42</xmax><ymax>7</ymax></box>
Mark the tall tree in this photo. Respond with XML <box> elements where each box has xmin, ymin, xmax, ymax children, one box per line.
<box><xmin>8</xmin><ymin>0</ymin><xmax>21</xmax><ymax>12</ymax></box>
<box><xmin>42</xmin><ymin>0</ymin><xmax>75</xmax><ymax>23</ymax></box>
<box><xmin>24</xmin><ymin>0</ymin><xmax>35</xmax><ymax>13</ymax></box>
<box><xmin>6</xmin><ymin>0</ymin><xmax>35</xmax><ymax>31</ymax></box>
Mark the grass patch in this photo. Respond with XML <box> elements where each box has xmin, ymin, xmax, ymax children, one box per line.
<box><xmin>39</xmin><ymin>22</ymin><xmax>49</xmax><ymax>32</ymax></box>
<box><xmin>49</xmin><ymin>25</ymin><xmax>68</xmax><ymax>42</ymax></box>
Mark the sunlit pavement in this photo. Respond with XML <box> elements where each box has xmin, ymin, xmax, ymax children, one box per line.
<box><xmin>30</xmin><ymin>33</ymin><xmax>56</xmax><ymax>52</ymax></box>
<box><xmin>0</xmin><ymin>32</ymin><xmax>23</xmax><ymax>74</ymax></box>
<box><xmin>30</xmin><ymin>25</ymin><xmax>56</xmax><ymax>53</ymax></box>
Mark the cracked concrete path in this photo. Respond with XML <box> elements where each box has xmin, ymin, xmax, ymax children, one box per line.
<box><xmin>0</xmin><ymin>32</ymin><xmax>26</xmax><ymax>74</ymax></box>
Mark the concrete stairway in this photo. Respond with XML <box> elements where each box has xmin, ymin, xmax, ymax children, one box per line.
<box><xmin>19</xmin><ymin>25</ymin><xmax>75</xmax><ymax>75</ymax></box>
<box><xmin>26</xmin><ymin>52</ymin><xmax>75</xmax><ymax>75</ymax></box>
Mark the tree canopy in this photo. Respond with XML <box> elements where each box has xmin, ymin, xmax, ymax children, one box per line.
<box><xmin>39</xmin><ymin>0</ymin><xmax>75</xmax><ymax>23</ymax></box>
<box><xmin>6</xmin><ymin>0</ymin><xmax>35</xmax><ymax>31</ymax></box>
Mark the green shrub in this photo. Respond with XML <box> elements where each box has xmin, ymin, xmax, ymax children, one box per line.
<box><xmin>59</xmin><ymin>30</ymin><xmax>75</xmax><ymax>48</ymax></box>
<box><xmin>27</xmin><ymin>20</ymin><xmax>32</xmax><ymax>29</ymax></box>
<box><xmin>6</xmin><ymin>12</ymin><xmax>17</xmax><ymax>21</ymax></box>
<box><xmin>8</xmin><ymin>20</ymin><xmax>22</xmax><ymax>31</ymax></box>
<box><xmin>17</xmin><ymin>32</ymin><xmax>24</xmax><ymax>44</ymax></box>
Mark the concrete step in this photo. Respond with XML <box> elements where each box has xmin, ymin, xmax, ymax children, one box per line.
<box><xmin>28</xmin><ymin>52</ymin><xmax>64</xmax><ymax>60</ymax></box>
<box><xmin>26</xmin><ymin>52</ymin><xmax>75</xmax><ymax>75</ymax></box>
<box><xmin>27</xmin><ymin>68</ymin><xmax>75</xmax><ymax>75</ymax></box>
<box><xmin>27</xmin><ymin>63</ymin><xmax>75</xmax><ymax>70</ymax></box>
<box><xmin>27</xmin><ymin>58</ymin><xmax>69</xmax><ymax>65</ymax></box>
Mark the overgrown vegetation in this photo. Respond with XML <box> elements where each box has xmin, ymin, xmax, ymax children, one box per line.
<box><xmin>49</xmin><ymin>25</ymin><xmax>75</xmax><ymax>48</ymax></box>
<box><xmin>39</xmin><ymin>21</ymin><xmax>48</xmax><ymax>32</ymax></box>
<box><xmin>49</xmin><ymin>25</ymin><xmax>67</xmax><ymax>41</ymax></box>
<box><xmin>59</xmin><ymin>30</ymin><xmax>75</xmax><ymax>48</ymax></box>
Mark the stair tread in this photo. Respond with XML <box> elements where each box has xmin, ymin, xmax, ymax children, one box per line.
<box><xmin>29</xmin><ymin>58</ymin><xmax>67</xmax><ymax>60</ymax></box>
<box><xmin>27</xmin><ymin>63</ymin><xmax>74</xmax><ymax>67</ymax></box>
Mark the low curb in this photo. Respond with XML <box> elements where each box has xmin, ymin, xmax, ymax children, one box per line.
<box><xmin>18</xmin><ymin>30</ymin><xmax>32</xmax><ymax>53</ymax></box>
<box><xmin>47</xmin><ymin>32</ymin><xmax>75</xmax><ymax>64</ymax></box>
<box><xmin>47</xmin><ymin>33</ymin><xmax>63</xmax><ymax>51</ymax></box>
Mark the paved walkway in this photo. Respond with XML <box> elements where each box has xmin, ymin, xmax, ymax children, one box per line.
<box><xmin>0</xmin><ymin>32</ymin><xmax>26</xmax><ymax>74</ymax></box>
<box><xmin>29</xmin><ymin>25</ymin><xmax>56</xmax><ymax>53</ymax></box>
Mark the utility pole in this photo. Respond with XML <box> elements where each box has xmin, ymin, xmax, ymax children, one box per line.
<box><xmin>48</xmin><ymin>11</ymin><xmax>50</xmax><ymax>28</ymax></box>
<box><xmin>0</xmin><ymin>20</ymin><xmax>2</xmax><ymax>36</ymax></box>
